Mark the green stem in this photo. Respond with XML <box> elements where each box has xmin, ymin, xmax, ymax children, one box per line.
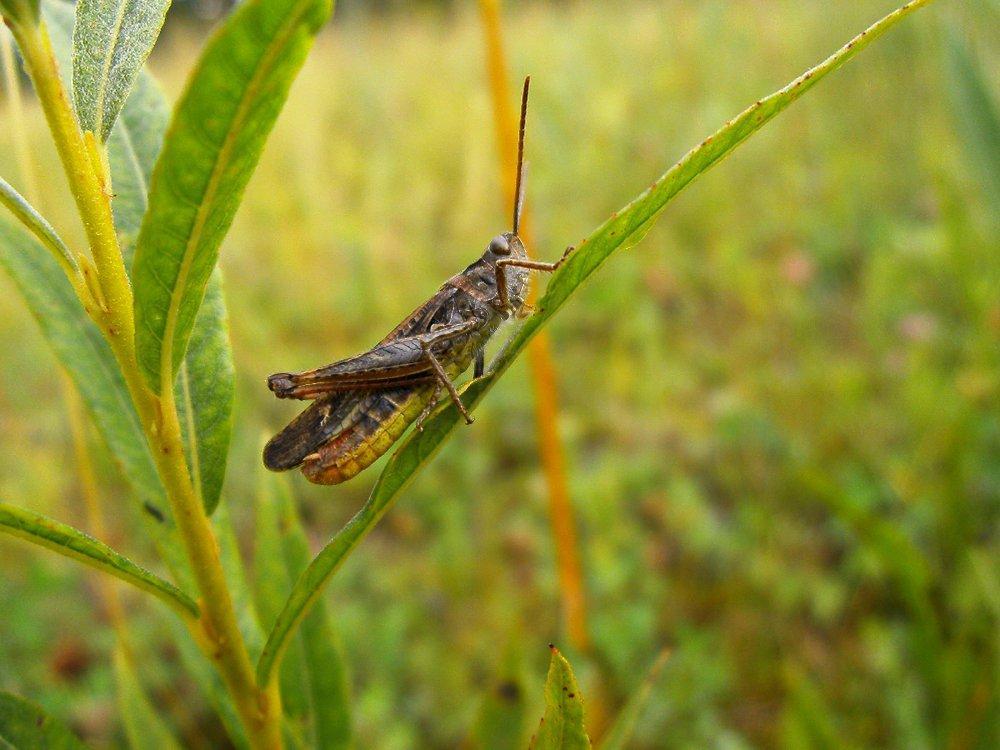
<box><xmin>10</xmin><ymin>18</ymin><xmax>283</xmax><ymax>749</ymax></box>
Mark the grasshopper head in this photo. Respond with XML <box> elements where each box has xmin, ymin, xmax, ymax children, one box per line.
<box><xmin>486</xmin><ymin>231</ymin><xmax>527</xmax><ymax>261</ymax></box>
<box><xmin>479</xmin><ymin>231</ymin><xmax>530</xmax><ymax>312</ymax></box>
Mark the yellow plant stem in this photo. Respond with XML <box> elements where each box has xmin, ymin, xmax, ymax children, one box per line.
<box><xmin>12</xmin><ymin>20</ymin><xmax>129</xmax><ymax>333</ymax></box>
<box><xmin>478</xmin><ymin>0</ymin><xmax>591</xmax><ymax>653</ymax></box>
<box><xmin>9</xmin><ymin>17</ymin><xmax>283</xmax><ymax>749</ymax></box>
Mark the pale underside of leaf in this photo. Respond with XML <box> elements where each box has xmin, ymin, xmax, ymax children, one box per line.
<box><xmin>53</xmin><ymin>0</ymin><xmax>236</xmax><ymax>514</ymax></box>
<box><xmin>42</xmin><ymin>0</ymin><xmax>233</xmax><ymax>531</ymax></box>
<box><xmin>255</xmin><ymin>0</ymin><xmax>936</xmax><ymax>685</ymax></box>
<box><xmin>0</xmin><ymin>175</ymin><xmax>78</xmax><ymax>275</ymax></box>
<box><xmin>72</xmin><ymin>0</ymin><xmax>172</xmax><ymax>141</ymax></box>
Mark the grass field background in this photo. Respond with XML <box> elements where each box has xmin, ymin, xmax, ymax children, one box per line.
<box><xmin>1</xmin><ymin>1</ymin><xmax>997</xmax><ymax>747</ymax></box>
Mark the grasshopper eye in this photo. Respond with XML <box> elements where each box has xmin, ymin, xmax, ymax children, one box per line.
<box><xmin>489</xmin><ymin>235</ymin><xmax>510</xmax><ymax>255</ymax></box>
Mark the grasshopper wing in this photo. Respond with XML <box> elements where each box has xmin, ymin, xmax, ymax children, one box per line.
<box><xmin>267</xmin><ymin>338</ymin><xmax>437</xmax><ymax>399</ymax></box>
<box><xmin>263</xmin><ymin>392</ymin><xmax>359</xmax><ymax>470</ymax></box>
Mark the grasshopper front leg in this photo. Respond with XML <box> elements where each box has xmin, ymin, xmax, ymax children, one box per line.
<box><xmin>494</xmin><ymin>245</ymin><xmax>575</xmax><ymax>311</ymax></box>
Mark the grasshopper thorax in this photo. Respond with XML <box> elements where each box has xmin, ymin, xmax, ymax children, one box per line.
<box><xmin>480</xmin><ymin>231</ymin><xmax>530</xmax><ymax>313</ymax></box>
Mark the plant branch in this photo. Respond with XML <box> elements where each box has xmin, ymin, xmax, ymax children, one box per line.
<box><xmin>11</xmin><ymin>19</ymin><xmax>131</xmax><ymax>336</ymax></box>
<box><xmin>9</xmin><ymin>16</ymin><xmax>282</xmax><ymax>749</ymax></box>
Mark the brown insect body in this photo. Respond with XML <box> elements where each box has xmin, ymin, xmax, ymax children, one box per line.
<box><xmin>264</xmin><ymin>77</ymin><xmax>568</xmax><ymax>485</ymax></box>
<box><xmin>263</xmin><ymin>234</ymin><xmax>531</xmax><ymax>484</ymax></box>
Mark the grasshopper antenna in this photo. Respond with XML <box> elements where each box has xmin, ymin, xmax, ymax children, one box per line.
<box><xmin>512</xmin><ymin>76</ymin><xmax>530</xmax><ymax>235</ymax></box>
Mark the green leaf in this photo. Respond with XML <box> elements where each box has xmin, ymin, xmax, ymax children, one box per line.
<box><xmin>529</xmin><ymin>647</ymin><xmax>590</xmax><ymax>750</ymax></box>
<box><xmin>597</xmin><ymin>649</ymin><xmax>670</xmax><ymax>750</ymax></box>
<box><xmin>256</xmin><ymin>472</ymin><xmax>352</xmax><ymax>748</ymax></box>
<box><xmin>71</xmin><ymin>0</ymin><xmax>172</xmax><ymax>142</ymax></box>
<box><xmin>256</xmin><ymin>0</ymin><xmax>935</xmax><ymax>684</ymax></box>
<box><xmin>945</xmin><ymin>25</ymin><xmax>1000</xmax><ymax>208</ymax></box>
<box><xmin>0</xmin><ymin>175</ymin><xmax>78</xmax><ymax>277</ymax></box>
<box><xmin>213</xmin><ymin>498</ymin><xmax>265</xmax><ymax>660</ymax></box>
<box><xmin>471</xmin><ymin>639</ymin><xmax>528</xmax><ymax>750</ymax></box>
<box><xmin>0</xmin><ymin>501</ymin><xmax>199</xmax><ymax>617</ymax></box>
<box><xmin>107</xmin><ymin>70</ymin><xmax>169</xmax><ymax>249</ymax></box>
<box><xmin>254</xmin><ymin>473</ymin><xmax>311</xmax><ymax>726</ymax></box>
<box><xmin>132</xmin><ymin>0</ymin><xmax>333</xmax><ymax>392</ymax></box>
<box><xmin>0</xmin><ymin>0</ymin><xmax>39</xmax><ymax>27</ymax></box>
<box><xmin>48</xmin><ymin>0</ymin><xmax>236</xmax><ymax>514</ymax></box>
<box><xmin>0</xmin><ymin>216</ymin><xmax>175</xmax><ymax>541</ymax></box>
<box><xmin>175</xmin><ymin>275</ymin><xmax>234</xmax><ymax>514</ymax></box>
<box><xmin>38</xmin><ymin>0</ymin><xmax>229</xmax><ymax>547</ymax></box>
<box><xmin>105</xmin><ymin>16</ymin><xmax>234</xmax><ymax>515</ymax></box>
<box><xmin>113</xmin><ymin>66</ymin><xmax>234</xmax><ymax>515</ymax></box>
<box><xmin>0</xmin><ymin>692</ymin><xmax>90</xmax><ymax>749</ymax></box>
<box><xmin>112</xmin><ymin>648</ymin><xmax>182</xmax><ymax>750</ymax></box>
<box><xmin>0</xmin><ymin>205</ymin><xmax>193</xmax><ymax>600</ymax></box>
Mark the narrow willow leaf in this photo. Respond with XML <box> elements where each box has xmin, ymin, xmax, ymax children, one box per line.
<box><xmin>0</xmin><ymin>175</ymin><xmax>78</xmax><ymax>276</ymax></box>
<box><xmin>257</xmin><ymin>0</ymin><xmax>934</xmax><ymax>683</ymax></box>
<box><xmin>529</xmin><ymin>647</ymin><xmax>590</xmax><ymax>750</ymax></box>
<box><xmin>277</xmin><ymin>493</ymin><xmax>352</xmax><ymax>749</ymax></box>
<box><xmin>114</xmin><ymin>69</ymin><xmax>234</xmax><ymax>515</ymax></box>
<box><xmin>0</xmin><ymin>217</ymin><xmax>166</xmax><ymax>521</ymax></box>
<box><xmin>34</xmin><ymin>4</ymin><xmax>227</xmax><ymax>556</ymax></box>
<box><xmin>0</xmin><ymin>502</ymin><xmax>199</xmax><ymax>617</ymax></box>
<box><xmin>71</xmin><ymin>0</ymin><xmax>171</xmax><ymax>142</ymax></box>
<box><xmin>256</xmin><ymin>472</ymin><xmax>352</xmax><ymax>748</ymax></box>
<box><xmin>175</xmin><ymin>276</ymin><xmax>234</xmax><ymax>514</ymax></box>
<box><xmin>0</xmin><ymin>209</ymin><xmax>192</xmax><ymax>603</ymax></box>
<box><xmin>107</xmin><ymin>70</ymin><xmax>169</xmax><ymax>248</ymax></box>
<box><xmin>945</xmin><ymin>26</ymin><xmax>1000</xmax><ymax>208</ymax></box>
<box><xmin>112</xmin><ymin>648</ymin><xmax>182</xmax><ymax>750</ymax></box>
<box><xmin>254</xmin><ymin>473</ymin><xmax>312</xmax><ymax>726</ymax></box>
<box><xmin>0</xmin><ymin>0</ymin><xmax>39</xmax><ymax>27</ymax></box>
<box><xmin>471</xmin><ymin>639</ymin><xmax>528</xmax><ymax>750</ymax></box>
<box><xmin>214</xmin><ymin>498</ymin><xmax>266</xmax><ymax>659</ymax></box>
<box><xmin>132</xmin><ymin>0</ymin><xmax>334</xmax><ymax>392</ymax></box>
<box><xmin>597</xmin><ymin>649</ymin><xmax>670</xmax><ymax>750</ymax></box>
<box><xmin>46</xmin><ymin>0</ymin><xmax>236</xmax><ymax>514</ymax></box>
<box><xmin>0</xmin><ymin>692</ymin><xmax>89</xmax><ymax>749</ymax></box>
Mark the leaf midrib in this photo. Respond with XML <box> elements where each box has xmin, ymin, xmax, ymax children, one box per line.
<box><xmin>158</xmin><ymin>1</ymin><xmax>314</xmax><ymax>391</ymax></box>
<box><xmin>93</xmin><ymin>0</ymin><xmax>131</xmax><ymax>138</ymax></box>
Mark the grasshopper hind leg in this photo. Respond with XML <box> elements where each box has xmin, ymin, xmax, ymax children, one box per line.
<box><xmin>420</xmin><ymin>339</ymin><xmax>474</xmax><ymax>425</ymax></box>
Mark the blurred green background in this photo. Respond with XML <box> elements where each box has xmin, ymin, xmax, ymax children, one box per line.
<box><xmin>1</xmin><ymin>0</ymin><xmax>997</xmax><ymax>747</ymax></box>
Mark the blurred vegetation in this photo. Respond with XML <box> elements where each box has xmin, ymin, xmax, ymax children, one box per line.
<box><xmin>1</xmin><ymin>0</ymin><xmax>997</xmax><ymax>747</ymax></box>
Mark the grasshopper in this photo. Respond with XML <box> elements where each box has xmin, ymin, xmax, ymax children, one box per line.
<box><xmin>263</xmin><ymin>78</ymin><xmax>571</xmax><ymax>485</ymax></box>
